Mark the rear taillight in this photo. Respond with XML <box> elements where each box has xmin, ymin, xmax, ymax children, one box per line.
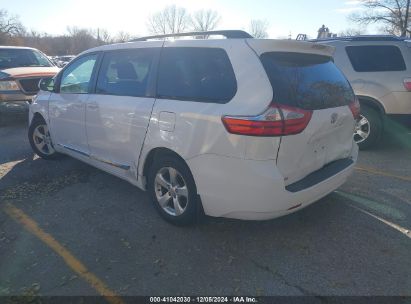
<box><xmin>222</xmin><ymin>103</ymin><xmax>312</xmax><ymax>137</ymax></box>
<box><xmin>349</xmin><ymin>98</ymin><xmax>361</xmax><ymax>120</ymax></box>
<box><xmin>404</xmin><ymin>78</ymin><xmax>411</xmax><ymax>91</ymax></box>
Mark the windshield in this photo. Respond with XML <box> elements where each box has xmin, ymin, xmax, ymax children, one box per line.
<box><xmin>0</xmin><ymin>49</ymin><xmax>54</xmax><ymax>69</ymax></box>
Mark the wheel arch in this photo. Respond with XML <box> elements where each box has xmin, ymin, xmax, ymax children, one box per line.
<box><xmin>141</xmin><ymin>147</ymin><xmax>191</xmax><ymax>185</ymax></box>
<box><xmin>356</xmin><ymin>95</ymin><xmax>386</xmax><ymax>117</ymax></box>
<box><xmin>28</xmin><ymin>112</ymin><xmax>60</xmax><ymax>159</ymax></box>
<box><xmin>30</xmin><ymin>112</ymin><xmax>47</xmax><ymax>125</ymax></box>
<box><xmin>141</xmin><ymin>146</ymin><xmax>205</xmax><ymax>223</ymax></box>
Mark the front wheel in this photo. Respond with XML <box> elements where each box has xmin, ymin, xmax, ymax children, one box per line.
<box><xmin>148</xmin><ymin>155</ymin><xmax>200</xmax><ymax>226</ymax></box>
<box><xmin>354</xmin><ymin>105</ymin><xmax>383</xmax><ymax>150</ymax></box>
<box><xmin>28</xmin><ymin>117</ymin><xmax>59</xmax><ymax>160</ymax></box>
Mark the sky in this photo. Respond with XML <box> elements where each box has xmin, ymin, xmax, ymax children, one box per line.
<box><xmin>2</xmin><ymin>0</ymin><xmax>374</xmax><ymax>39</ymax></box>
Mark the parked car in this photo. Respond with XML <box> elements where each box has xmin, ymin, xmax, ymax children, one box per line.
<box><xmin>55</xmin><ymin>55</ymin><xmax>76</xmax><ymax>67</ymax></box>
<box><xmin>28</xmin><ymin>30</ymin><xmax>359</xmax><ymax>225</ymax></box>
<box><xmin>0</xmin><ymin>46</ymin><xmax>59</xmax><ymax>123</ymax></box>
<box><xmin>316</xmin><ymin>36</ymin><xmax>411</xmax><ymax>149</ymax></box>
<box><xmin>48</xmin><ymin>56</ymin><xmax>61</xmax><ymax>67</ymax></box>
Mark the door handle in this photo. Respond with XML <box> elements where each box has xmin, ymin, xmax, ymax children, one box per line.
<box><xmin>87</xmin><ymin>102</ymin><xmax>98</xmax><ymax>110</ymax></box>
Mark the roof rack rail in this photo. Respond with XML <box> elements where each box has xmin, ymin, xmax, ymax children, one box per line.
<box><xmin>130</xmin><ymin>30</ymin><xmax>253</xmax><ymax>42</ymax></box>
<box><xmin>310</xmin><ymin>35</ymin><xmax>407</xmax><ymax>43</ymax></box>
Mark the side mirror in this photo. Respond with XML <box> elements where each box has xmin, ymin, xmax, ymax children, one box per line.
<box><xmin>39</xmin><ymin>77</ymin><xmax>55</xmax><ymax>92</ymax></box>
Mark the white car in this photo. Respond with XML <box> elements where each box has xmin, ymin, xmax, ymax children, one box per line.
<box><xmin>28</xmin><ymin>30</ymin><xmax>359</xmax><ymax>225</ymax></box>
<box><xmin>55</xmin><ymin>55</ymin><xmax>76</xmax><ymax>67</ymax></box>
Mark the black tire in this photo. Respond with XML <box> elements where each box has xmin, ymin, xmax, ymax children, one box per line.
<box><xmin>355</xmin><ymin>105</ymin><xmax>383</xmax><ymax>150</ymax></box>
<box><xmin>147</xmin><ymin>154</ymin><xmax>201</xmax><ymax>226</ymax></box>
<box><xmin>28</xmin><ymin>116</ymin><xmax>60</xmax><ymax>160</ymax></box>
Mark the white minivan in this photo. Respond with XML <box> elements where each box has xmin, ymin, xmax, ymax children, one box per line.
<box><xmin>28</xmin><ymin>31</ymin><xmax>359</xmax><ymax>225</ymax></box>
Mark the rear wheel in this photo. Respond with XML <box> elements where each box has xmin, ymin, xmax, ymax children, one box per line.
<box><xmin>354</xmin><ymin>105</ymin><xmax>383</xmax><ymax>150</ymax></box>
<box><xmin>28</xmin><ymin>117</ymin><xmax>59</xmax><ymax>159</ymax></box>
<box><xmin>148</xmin><ymin>154</ymin><xmax>200</xmax><ymax>226</ymax></box>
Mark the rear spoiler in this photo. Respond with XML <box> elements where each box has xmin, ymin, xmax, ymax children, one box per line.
<box><xmin>246</xmin><ymin>39</ymin><xmax>335</xmax><ymax>57</ymax></box>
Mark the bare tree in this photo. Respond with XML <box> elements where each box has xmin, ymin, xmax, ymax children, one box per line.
<box><xmin>115</xmin><ymin>31</ymin><xmax>131</xmax><ymax>42</ymax></box>
<box><xmin>23</xmin><ymin>30</ymin><xmax>46</xmax><ymax>51</ymax></box>
<box><xmin>147</xmin><ymin>5</ymin><xmax>191</xmax><ymax>35</ymax></box>
<box><xmin>0</xmin><ymin>10</ymin><xmax>24</xmax><ymax>35</ymax></box>
<box><xmin>249</xmin><ymin>19</ymin><xmax>269</xmax><ymax>38</ymax></box>
<box><xmin>96</xmin><ymin>28</ymin><xmax>113</xmax><ymax>45</ymax></box>
<box><xmin>0</xmin><ymin>10</ymin><xmax>25</xmax><ymax>44</ymax></box>
<box><xmin>405</xmin><ymin>0</ymin><xmax>411</xmax><ymax>34</ymax></box>
<box><xmin>350</xmin><ymin>0</ymin><xmax>411</xmax><ymax>37</ymax></box>
<box><xmin>66</xmin><ymin>26</ymin><xmax>99</xmax><ymax>54</ymax></box>
<box><xmin>339</xmin><ymin>27</ymin><xmax>367</xmax><ymax>36</ymax></box>
<box><xmin>190</xmin><ymin>9</ymin><xmax>221</xmax><ymax>32</ymax></box>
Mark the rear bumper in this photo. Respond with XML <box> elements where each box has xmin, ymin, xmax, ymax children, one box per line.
<box><xmin>285</xmin><ymin>158</ymin><xmax>354</xmax><ymax>192</ymax></box>
<box><xmin>188</xmin><ymin>143</ymin><xmax>358</xmax><ymax>220</ymax></box>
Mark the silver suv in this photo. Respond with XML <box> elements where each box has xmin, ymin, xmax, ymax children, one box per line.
<box><xmin>318</xmin><ymin>36</ymin><xmax>411</xmax><ymax>149</ymax></box>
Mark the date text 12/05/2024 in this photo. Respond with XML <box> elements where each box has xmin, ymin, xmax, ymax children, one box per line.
<box><xmin>149</xmin><ymin>297</ymin><xmax>258</xmax><ymax>303</ymax></box>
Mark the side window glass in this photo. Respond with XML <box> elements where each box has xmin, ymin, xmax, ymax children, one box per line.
<box><xmin>96</xmin><ymin>49</ymin><xmax>155</xmax><ymax>97</ymax></box>
<box><xmin>60</xmin><ymin>54</ymin><xmax>97</xmax><ymax>94</ymax></box>
<box><xmin>346</xmin><ymin>45</ymin><xmax>406</xmax><ymax>72</ymax></box>
<box><xmin>157</xmin><ymin>47</ymin><xmax>237</xmax><ymax>103</ymax></box>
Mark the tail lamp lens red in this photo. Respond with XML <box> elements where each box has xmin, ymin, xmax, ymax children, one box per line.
<box><xmin>404</xmin><ymin>78</ymin><xmax>411</xmax><ymax>91</ymax></box>
<box><xmin>222</xmin><ymin>103</ymin><xmax>312</xmax><ymax>137</ymax></box>
<box><xmin>348</xmin><ymin>98</ymin><xmax>361</xmax><ymax>120</ymax></box>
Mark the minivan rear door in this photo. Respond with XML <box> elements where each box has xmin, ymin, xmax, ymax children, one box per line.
<box><xmin>247</xmin><ymin>40</ymin><xmax>356</xmax><ymax>185</ymax></box>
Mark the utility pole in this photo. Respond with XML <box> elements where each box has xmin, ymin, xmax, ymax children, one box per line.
<box><xmin>404</xmin><ymin>0</ymin><xmax>410</xmax><ymax>37</ymax></box>
<box><xmin>97</xmin><ymin>28</ymin><xmax>101</xmax><ymax>44</ymax></box>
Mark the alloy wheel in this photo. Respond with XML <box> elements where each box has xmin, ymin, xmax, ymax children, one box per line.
<box><xmin>354</xmin><ymin>115</ymin><xmax>371</xmax><ymax>144</ymax></box>
<box><xmin>32</xmin><ymin>124</ymin><xmax>55</xmax><ymax>155</ymax></box>
<box><xmin>154</xmin><ymin>167</ymin><xmax>189</xmax><ymax>216</ymax></box>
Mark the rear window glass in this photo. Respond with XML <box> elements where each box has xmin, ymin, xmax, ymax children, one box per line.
<box><xmin>346</xmin><ymin>45</ymin><xmax>406</xmax><ymax>72</ymax></box>
<box><xmin>157</xmin><ymin>47</ymin><xmax>237</xmax><ymax>103</ymax></box>
<box><xmin>260</xmin><ymin>52</ymin><xmax>354</xmax><ymax>110</ymax></box>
